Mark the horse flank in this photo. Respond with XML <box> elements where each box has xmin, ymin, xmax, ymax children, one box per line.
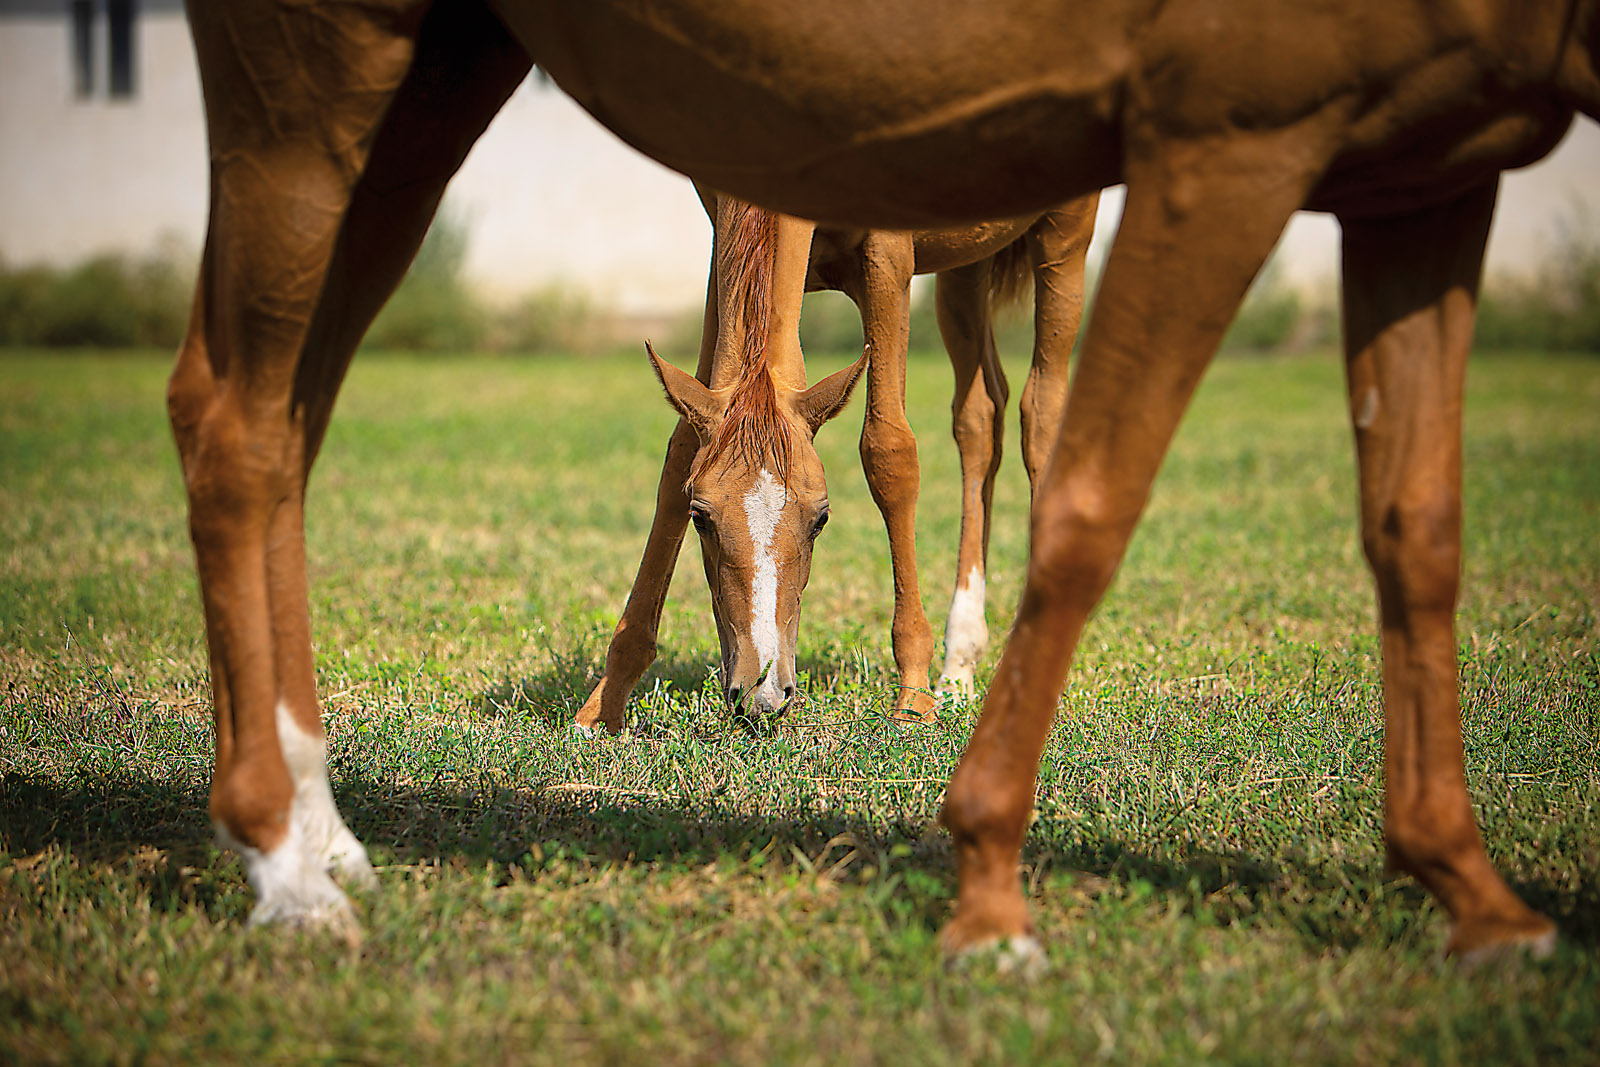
<box><xmin>688</xmin><ymin>200</ymin><xmax>796</xmax><ymax>483</ymax></box>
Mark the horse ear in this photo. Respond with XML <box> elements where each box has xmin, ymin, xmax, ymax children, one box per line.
<box><xmin>646</xmin><ymin>341</ymin><xmax>726</xmax><ymax>440</ymax></box>
<box><xmin>795</xmin><ymin>347</ymin><xmax>870</xmax><ymax>434</ymax></box>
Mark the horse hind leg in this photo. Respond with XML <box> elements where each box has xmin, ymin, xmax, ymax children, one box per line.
<box><xmin>1018</xmin><ymin>191</ymin><xmax>1098</xmax><ymax>497</ymax></box>
<box><xmin>174</xmin><ymin>0</ymin><xmax>527</xmax><ymax>928</ymax></box>
<box><xmin>850</xmin><ymin>232</ymin><xmax>937</xmax><ymax>722</ymax></box>
<box><xmin>934</xmin><ymin>260</ymin><xmax>1006</xmax><ymax>698</ymax></box>
<box><xmin>1340</xmin><ymin>180</ymin><xmax>1555</xmax><ymax>963</ymax></box>
<box><xmin>935</xmin><ymin>195</ymin><xmax>1097</xmax><ymax>702</ymax></box>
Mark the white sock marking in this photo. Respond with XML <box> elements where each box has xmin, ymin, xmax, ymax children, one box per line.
<box><xmin>216</xmin><ymin>816</ymin><xmax>353</xmax><ymax>929</ymax></box>
<box><xmin>275</xmin><ymin>703</ymin><xmax>375</xmax><ymax>889</ymax></box>
<box><xmin>940</xmin><ymin>565</ymin><xmax>988</xmax><ymax>692</ymax></box>
<box><xmin>1355</xmin><ymin>385</ymin><xmax>1380</xmax><ymax>429</ymax></box>
<box><xmin>213</xmin><ymin>704</ymin><xmax>377</xmax><ymax>929</ymax></box>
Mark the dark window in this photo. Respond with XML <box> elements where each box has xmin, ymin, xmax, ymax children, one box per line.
<box><xmin>107</xmin><ymin>0</ymin><xmax>135</xmax><ymax>99</ymax></box>
<box><xmin>71</xmin><ymin>0</ymin><xmax>94</xmax><ymax>99</ymax></box>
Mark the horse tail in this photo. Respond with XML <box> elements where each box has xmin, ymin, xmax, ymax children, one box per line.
<box><xmin>690</xmin><ymin>199</ymin><xmax>794</xmax><ymax>481</ymax></box>
<box><xmin>720</xmin><ymin>198</ymin><xmax>778</xmax><ymax>386</ymax></box>
<box><xmin>987</xmin><ymin>234</ymin><xmax>1033</xmax><ymax>314</ymax></box>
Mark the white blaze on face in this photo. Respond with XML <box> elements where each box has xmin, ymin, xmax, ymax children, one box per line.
<box><xmin>744</xmin><ymin>467</ymin><xmax>787</xmax><ymax>674</ymax></box>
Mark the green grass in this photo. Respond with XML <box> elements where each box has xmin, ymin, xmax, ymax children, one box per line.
<box><xmin>2</xmin><ymin>347</ymin><xmax>1597</xmax><ymax>1064</ymax></box>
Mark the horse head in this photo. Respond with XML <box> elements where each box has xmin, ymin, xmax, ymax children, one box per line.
<box><xmin>648</xmin><ymin>342</ymin><xmax>868</xmax><ymax>719</ymax></box>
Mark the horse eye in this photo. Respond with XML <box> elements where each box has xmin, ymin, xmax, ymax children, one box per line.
<box><xmin>810</xmin><ymin>509</ymin><xmax>830</xmax><ymax>538</ymax></box>
<box><xmin>688</xmin><ymin>503</ymin><xmax>712</xmax><ymax>533</ymax></box>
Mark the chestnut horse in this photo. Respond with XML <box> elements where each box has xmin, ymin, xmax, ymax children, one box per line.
<box><xmin>577</xmin><ymin>188</ymin><xmax>1100</xmax><ymax>730</ymax></box>
<box><xmin>173</xmin><ymin>0</ymin><xmax>1598</xmax><ymax>959</ymax></box>
<box><xmin>624</xmin><ymin>197</ymin><xmax>874</xmax><ymax>724</ymax></box>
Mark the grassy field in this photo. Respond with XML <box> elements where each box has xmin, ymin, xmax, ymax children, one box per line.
<box><xmin>2</xmin><ymin>346</ymin><xmax>1597</xmax><ymax>1064</ymax></box>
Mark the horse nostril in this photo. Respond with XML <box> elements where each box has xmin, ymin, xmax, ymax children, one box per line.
<box><xmin>725</xmin><ymin>686</ymin><xmax>743</xmax><ymax>710</ymax></box>
<box><xmin>782</xmin><ymin>685</ymin><xmax>795</xmax><ymax>707</ymax></box>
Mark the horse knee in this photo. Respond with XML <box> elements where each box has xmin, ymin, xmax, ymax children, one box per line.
<box><xmin>1361</xmin><ymin>491</ymin><xmax>1460</xmax><ymax>617</ymax></box>
<box><xmin>1029</xmin><ymin>475</ymin><xmax>1138</xmax><ymax>601</ymax></box>
<box><xmin>951</xmin><ymin>385</ymin><xmax>1000</xmax><ymax>468</ymax></box>
<box><xmin>176</xmin><ymin>392</ymin><xmax>297</xmax><ymax>548</ymax></box>
<box><xmin>662</xmin><ymin>418</ymin><xmax>699</xmax><ymax>469</ymax></box>
<box><xmin>167</xmin><ymin>329</ymin><xmax>216</xmax><ymax>455</ymax></box>
<box><xmin>860</xmin><ymin>419</ymin><xmax>920</xmax><ymax>505</ymax></box>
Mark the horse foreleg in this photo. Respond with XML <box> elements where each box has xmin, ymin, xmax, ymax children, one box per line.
<box><xmin>171</xmin><ymin>180</ymin><xmax>376</xmax><ymax>933</ymax></box>
<box><xmin>939</xmin><ymin>130</ymin><xmax>1328</xmax><ymax>961</ymax></box>
<box><xmin>577</xmin><ymin>280</ymin><xmax>718</xmax><ymax>733</ymax></box>
<box><xmin>1340</xmin><ymin>180</ymin><xmax>1556</xmax><ymax>963</ymax></box>
<box><xmin>1018</xmin><ymin>191</ymin><xmax>1098</xmax><ymax>496</ymax></box>
<box><xmin>934</xmin><ymin>260</ymin><xmax>1005</xmax><ymax>698</ymax></box>
<box><xmin>851</xmin><ymin>232</ymin><xmax>936</xmax><ymax>722</ymax></box>
<box><xmin>174</xmin><ymin>0</ymin><xmax>526</xmax><ymax>928</ymax></box>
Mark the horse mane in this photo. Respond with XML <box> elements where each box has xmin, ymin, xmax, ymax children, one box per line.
<box><xmin>688</xmin><ymin>199</ymin><xmax>796</xmax><ymax>483</ymax></box>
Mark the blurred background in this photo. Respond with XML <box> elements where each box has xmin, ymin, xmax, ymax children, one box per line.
<box><xmin>3</xmin><ymin>0</ymin><xmax>1598</xmax><ymax>357</ymax></box>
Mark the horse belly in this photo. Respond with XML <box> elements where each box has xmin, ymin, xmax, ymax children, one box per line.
<box><xmin>498</xmin><ymin>0</ymin><xmax>1129</xmax><ymax>227</ymax></box>
<box><xmin>911</xmin><ymin>220</ymin><xmax>1037</xmax><ymax>276</ymax></box>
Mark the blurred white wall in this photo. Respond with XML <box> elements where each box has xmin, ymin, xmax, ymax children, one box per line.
<box><xmin>2</xmin><ymin>2</ymin><xmax>1596</xmax><ymax>315</ymax></box>
<box><xmin>0</xmin><ymin>2</ymin><xmax>713</xmax><ymax>314</ymax></box>
<box><xmin>448</xmin><ymin>78</ymin><xmax>711</xmax><ymax>312</ymax></box>
<box><xmin>0</xmin><ymin>1</ymin><xmax>208</xmax><ymax>265</ymax></box>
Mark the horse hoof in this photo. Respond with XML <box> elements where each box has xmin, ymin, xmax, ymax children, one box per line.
<box><xmin>262</xmin><ymin>903</ymin><xmax>363</xmax><ymax>949</ymax></box>
<box><xmin>331</xmin><ymin>849</ymin><xmax>379</xmax><ymax>892</ymax></box>
<box><xmin>933</xmin><ymin>682</ymin><xmax>978</xmax><ymax>714</ymax></box>
<box><xmin>935</xmin><ymin>666</ymin><xmax>977</xmax><ymax>692</ymax></box>
<box><xmin>230</xmin><ymin>819</ymin><xmax>364</xmax><ymax>943</ymax></box>
<box><xmin>944</xmin><ymin>932</ymin><xmax>1050</xmax><ymax>980</ymax></box>
<box><xmin>248</xmin><ymin>883</ymin><xmax>362</xmax><ymax>946</ymax></box>
<box><xmin>890</xmin><ymin>692</ymin><xmax>939</xmax><ymax>727</ymax></box>
<box><xmin>1451</xmin><ymin>917</ymin><xmax>1558</xmax><ymax>970</ymax></box>
<box><xmin>312</xmin><ymin>822</ymin><xmax>377</xmax><ymax>892</ymax></box>
<box><xmin>992</xmin><ymin>935</ymin><xmax>1049</xmax><ymax>978</ymax></box>
<box><xmin>572</xmin><ymin>716</ymin><xmax>626</xmax><ymax>737</ymax></box>
<box><xmin>940</xmin><ymin>905</ymin><xmax>1047</xmax><ymax>978</ymax></box>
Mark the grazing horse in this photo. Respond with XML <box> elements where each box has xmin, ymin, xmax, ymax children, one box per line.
<box><xmin>174</xmin><ymin>0</ymin><xmax>1598</xmax><ymax>960</ymax></box>
<box><xmin>627</xmin><ymin>196</ymin><xmax>876</xmax><ymax>725</ymax></box>
<box><xmin>576</xmin><ymin>188</ymin><xmax>1100</xmax><ymax>731</ymax></box>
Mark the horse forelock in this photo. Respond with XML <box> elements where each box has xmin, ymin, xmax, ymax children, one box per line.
<box><xmin>690</xmin><ymin>200</ymin><xmax>797</xmax><ymax>484</ymax></box>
